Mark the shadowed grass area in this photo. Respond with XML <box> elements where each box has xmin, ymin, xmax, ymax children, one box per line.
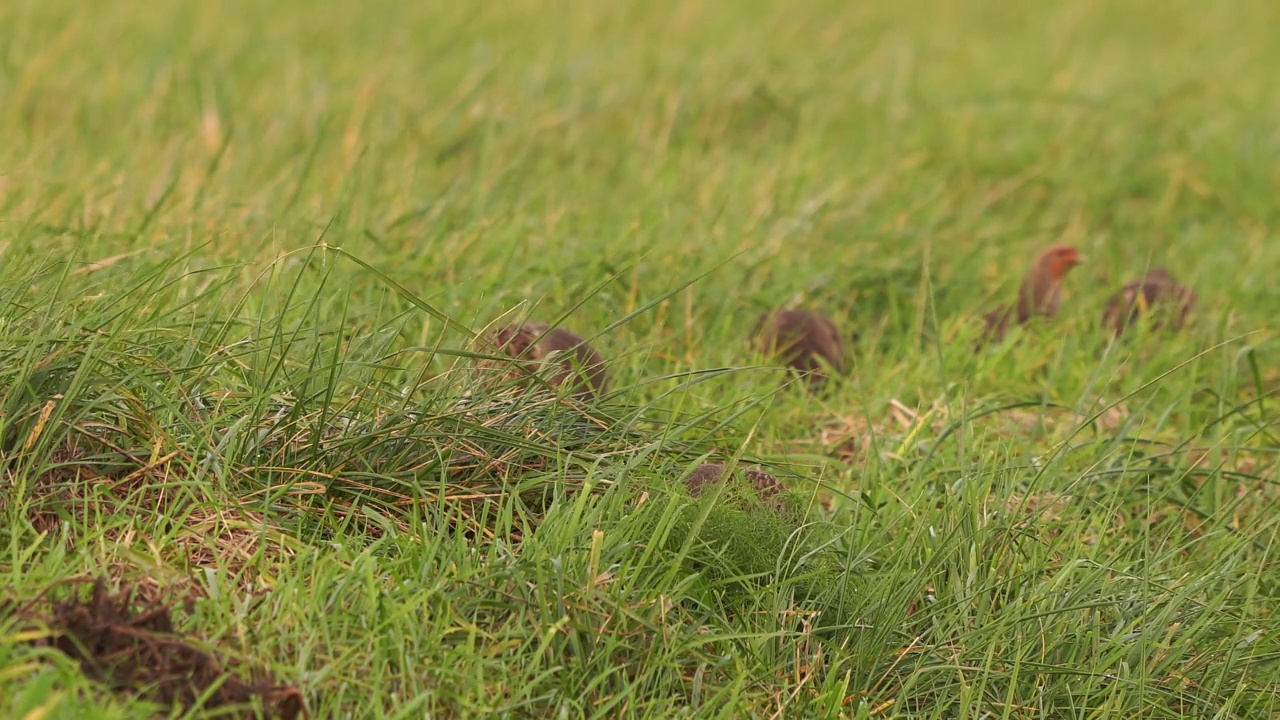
<box><xmin>2</xmin><ymin>0</ymin><xmax>1279</xmax><ymax>717</ymax></box>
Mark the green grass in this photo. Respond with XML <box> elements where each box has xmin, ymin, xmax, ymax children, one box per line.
<box><xmin>3</xmin><ymin>0</ymin><xmax>1280</xmax><ymax>716</ymax></box>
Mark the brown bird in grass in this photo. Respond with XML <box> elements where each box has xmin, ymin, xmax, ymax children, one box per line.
<box><xmin>1102</xmin><ymin>267</ymin><xmax>1196</xmax><ymax>338</ymax></box>
<box><xmin>754</xmin><ymin>309</ymin><xmax>846</xmax><ymax>380</ymax></box>
<box><xmin>685</xmin><ymin>462</ymin><xmax>786</xmax><ymax>509</ymax></box>
<box><xmin>477</xmin><ymin>321</ymin><xmax>608</xmax><ymax>398</ymax></box>
<box><xmin>981</xmin><ymin>244</ymin><xmax>1083</xmax><ymax>343</ymax></box>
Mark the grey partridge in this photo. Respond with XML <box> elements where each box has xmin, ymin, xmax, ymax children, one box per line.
<box><xmin>754</xmin><ymin>309</ymin><xmax>845</xmax><ymax>380</ymax></box>
<box><xmin>685</xmin><ymin>462</ymin><xmax>786</xmax><ymax>509</ymax></box>
<box><xmin>478</xmin><ymin>321</ymin><xmax>608</xmax><ymax>398</ymax></box>
<box><xmin>1102</xmin><ymin>267</ymin><xmax>1196</xmax><ymax>337</ymax></box>
<box><xmin>982</xmin><ymin>244</ymin><xmax>1083</xmax><ymax>343</ymax></box>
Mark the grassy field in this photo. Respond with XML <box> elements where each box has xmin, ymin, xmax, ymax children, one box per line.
<box><xmin>3</xmin><ymin>0</ymin><xmax>1280</xmax><ymax>716</ymax></box>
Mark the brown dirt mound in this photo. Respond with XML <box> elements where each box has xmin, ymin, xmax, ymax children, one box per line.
<box><xmin>22</xmin><ymin>578</ymin><xmax>305</xmax><ymax>719</ymax></box>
